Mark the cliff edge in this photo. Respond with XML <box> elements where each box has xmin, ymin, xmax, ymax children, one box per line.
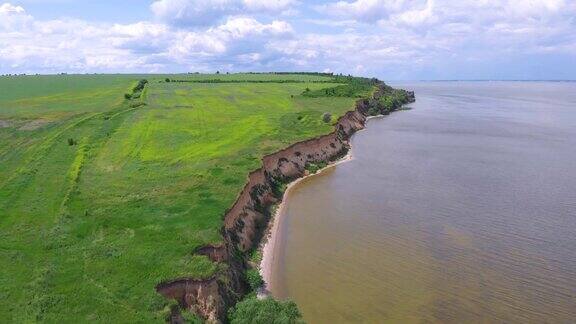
<box><xmin>156</xmin><ymin>81</ymin><xmax>415</xmax><ymax>323</ymax></box>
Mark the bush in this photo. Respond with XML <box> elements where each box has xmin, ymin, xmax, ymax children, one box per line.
<box><xmin>130</xmin><ymin>102</ymin><xmax>146</xmax><ymax>108</ymax></box>
<box><xmin>270</xmin><ymin>177</ymin><xmax>287</xmax><ymax>198</ymax></box>
<box><xmin>228</xmin><ymin>297</ymin><xmax>304</xmax><ymax>324</ymax></box>
<box><xmin>249</xmin><ymin>250</ymin><xmax>263</xmax><ymax>264</ymax></box>
<box><xmin>246</xmin><ymin>269</ymin><xmax>264</xmax><ymax>291</ymax></box>
<box><xmin>180</xmin><ymin>311</ymin><xmax>203</xmax><ymax>324</ymax></box>
<box><xmin>165</xmin><ymin>78</ymin><xmax>171</xmax><ymax>83</ymax></box>
<box><xmin>124</xmin><ymin>79</ymin><xmax>148</xmax><ymax>100</ymax></box>
<box><xmin>302</xmin><ymin>76</ymin><xmax>375</xmax><ymax>98</ymax></box>
<box><xmin>367</xmin><ymin>104</ymin><xmax>380</xmax><ymax>116</ymax></box>
<box><xmin>67</xmin><ymin>138</ymin><xmax>76</xmax><ymax>146</ymax></box>
<box><xmin>305</xmin><ymin>161</ymin><xmax>327</xmax><ymax>174</ymax></box>
<box><xmin>133</xmin><ymin>79</ymin><xmax>148</xmax><ymax>93</ymax></box>
<box><xmin>322</xmin><ymin>112</ymin><xmax>331</xmax><ymax>123</ymax></box>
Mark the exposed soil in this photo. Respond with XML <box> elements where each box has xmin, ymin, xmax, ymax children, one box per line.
<box><xmin>19</xmin><ymin>119</ymin><xmax>51</xmax><ymax>130</ymax></box>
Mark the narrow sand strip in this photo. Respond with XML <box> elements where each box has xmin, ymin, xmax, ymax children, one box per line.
<box><xmin>258</xmin><ymin>153</ymin><xmax>353</xmax><ymax>297</ymax></box>
<box><xmin>258</xmin><ymin>115</ymin><xmax>385</xmax><ymax>298</ymax></box>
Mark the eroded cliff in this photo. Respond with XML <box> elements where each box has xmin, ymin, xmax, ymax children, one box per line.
<box><xmin>156</xmin><ymin>82</ymin><xmax>415</xmax><ymax>323</ymax></box>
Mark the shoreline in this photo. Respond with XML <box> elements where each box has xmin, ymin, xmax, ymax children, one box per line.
<box><xmin>156</xmin><ymin>82</ymin><xmax>415</xmax><ymax>321</ymax></box>
<box><xmin>258</xmin><ymin>153</ymin><xmax>353</xmax><ymax>297</ymax></box>
<box><xmin>258</xmin><ymin>115</ymin><xmax>385</xmax><ymax>298</ymax></box>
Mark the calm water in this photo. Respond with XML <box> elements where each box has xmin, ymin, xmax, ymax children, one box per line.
<box><xmin>272</xmin><ymin>82</ymin><xmax>576</xmax><ymax>323</ymax></box>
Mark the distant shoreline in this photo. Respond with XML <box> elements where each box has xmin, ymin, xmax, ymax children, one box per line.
<box><xmin>392</xmin><ymin>80</ymin><xmax>576</xmax><ymax>82</ymax></box>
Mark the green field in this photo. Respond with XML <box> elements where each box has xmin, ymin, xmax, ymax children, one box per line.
<box><xmin>0</xmin><ymin>73</ymin><xmax>362</xmax><ymax>322</ymax></box>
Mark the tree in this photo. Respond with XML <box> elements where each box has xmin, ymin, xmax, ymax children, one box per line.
<box><xmin>246</xmin><ymin>269</ymin><xmax>264</xmax><ymax>291</ymax></box>
<box><xmin>322</xmin><ymin>112</ymin><xmax>332</xmax><ymax>123</ymax></box>
<box><xmin>228</xmin><ymin>298</ymin><xmax>304</xmax><ymax>324</ymax></box>
<box><xmin>165</xmin><ymin>78</ymin><xmax>171</xmax><ymax>83</ymax></box>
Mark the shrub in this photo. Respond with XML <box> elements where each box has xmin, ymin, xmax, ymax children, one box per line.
<box><xmin>249</xmin><ymin>250</ymin><xmax>263</xmax><ymax>264</ymax></box>
<box><xmin>130</xmin><ymin>102</ymin><xmax>146</xmax><ymax>108</ymax></box>
<box><xmin>322</xmin><ymin>112</ymin><xmax>332</xmax><ymax>123</ymax></box>
<box><xmin>180</xmin><ymin>311</ymin><xmax>203</xmax><ymax>324</ymax></box>
<box><xmin>270</xmin><ymin>177</ymin><xmax>287</xmax><ymax>198</ymax></box>
<box><xmin>124</xmin><ymin>93</ymin><xmax>132</xmax><ymax>100</ymax></box>
<box><xmin>306</xmin><ymin>161</ymin><xmax>327</xmax><ymax>174</ymax></box>
<box><xmin>150</xmin><ymin>294</ymin><xmax>179</xmax><ymax>322</ymax></box>
<box><xmin>165</xmin><ymin>78</ymin><xmax>171</xmax><ymax>83</ymax></box>
<box><xmin>302</xmin><ymin>75</ymin><xmax>375</xmax><ymax>98</ymax></box>
<box><xmin>67</xmin><ymin>138</ymin><xmax>76</xmax><ymax>146</ymax></box>
<box><xmin>367</xmin><ymin>104</ymin><xmax>380</xmax><ymax>116</ymax></box>
<box><xmin>228</xmin><ymin>297</ymin><xmax>304</xmax><ymax>324</ymax></box>
<box><xmin>133</xmin><ymin>79</ymin><xmax>148</xmax><ymax>93</ymax></box>
<box><xmin>246</xmin><ymin>269</ymin><xmax>264</xmax><ymax>291</ymax></box>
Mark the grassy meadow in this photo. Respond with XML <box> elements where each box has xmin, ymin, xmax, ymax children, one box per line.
<box><xmin>0</xmin><ymin>73</ymin><xmax>361</xmax><ymax>322</ymax></box>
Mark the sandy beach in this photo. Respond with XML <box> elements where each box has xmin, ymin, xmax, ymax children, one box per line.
<box><xmin>258</xmin><ymin>116</ymin><xmax>387</xmax><ymax>298</ymax></box>
<box><xmin>258</xmin><ymin>152</ymin><xmax>355</xmax><ymax>297</ymax></box>
<box><xmin>258</xmin><ymin>154</ymin><xmax>353</xmax><ymax>297</ymax></box>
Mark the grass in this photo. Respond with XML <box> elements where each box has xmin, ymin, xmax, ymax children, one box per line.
<box><xmin>0</xmin><ymin>73</ymin><xmax>361</xmax><ymax>322</ymax></box>
<box><xmin>164</xmin><ymin>72</ymin><xmax>334</xmax><ymax>83</ymax></box>
<box><xmin>302</xmin><ymin>77</ymin><xmax>375</xmax><ymax>98</ymax></box>
<box><xmin>0</xmin><ymin>74</ymin><xmax>137</xmax><ymax>119</ymax></box>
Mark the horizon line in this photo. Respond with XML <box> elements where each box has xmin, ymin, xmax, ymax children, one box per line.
<box><xmin>0</xmin><ymin>73</ymin><xmax>574</xmax><ymax>82</ymax></box>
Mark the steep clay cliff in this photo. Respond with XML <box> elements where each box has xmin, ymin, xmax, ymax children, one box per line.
<box><xmin>156</xmin><ymin>83</ymin><xmax>415</xmax><ymax>323</ymax></box>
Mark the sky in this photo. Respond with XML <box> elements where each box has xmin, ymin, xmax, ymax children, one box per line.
<box><xmin>1</xmin><ymin>0</ymin><xmax>575</xmax><ymax>80</ymax></box>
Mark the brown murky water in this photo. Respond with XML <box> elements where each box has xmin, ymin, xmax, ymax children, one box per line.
<box><xmin>271</xmin><ymin>82</ymin><xmax>576</xmax><ymax>323</ymax></box>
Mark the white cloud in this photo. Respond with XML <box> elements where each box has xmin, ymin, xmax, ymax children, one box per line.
<box><xmin>213</xmin><ymin>16</ymin><xmax>292</xmax><ymax>38</ymax></box>
<box><xmin>150</xmin><ymin>0</ymin><xmax>297</xmax><ymax>26</ymax></box>
<box><xmin>320</xmin><ymin>0</ymin><xmax>571</xmax><ymax>27</ymax></box>
<box><xmin>390</xmin><ymin>0</ymin><xmax>436</xmax><ymax>26</ymax></box>
<box><xmin>0</xmin><ymin>2</ymin><xmax>23</xmax><ymax>14</ymax></box>
<box><xmin>506</xmin><ymin>0</ymin><xmax>565</xmax><ymax>16</ymax></box>
<box><xmin>0</xmin><ymin>1</ymin><xmax>575</xmax><ymax>78</ymax></box>
<box><xmin>314</xmin><ymin>0</ymin><xmax>575</xmax><ymax>62</ymax></box>
<box><xmin>151</xmin><ymin>0</ymin><xmax>238</xmax><ymax>27</ymax></box>
<box><xmin>163</xmin><ymin>17</ymin><xmax>293</xmax><ymax>69</ymax></box>
<box><xmin>0</xmin><ymin>2</ymin><xmax>33</xmax><ymax>30</ymax></box>
<box><xmin>0</xmin><ymin>3</ymin><xmax>295</xmax><ymax>73</ymax></box>
<box><xmin>242</xmin><ymin>0</ymin><xmax>297</xmax><ymax>12</ymax></box>
<box><xmin>318</xmin><ymin>0</ymin><xmax>409</xmax><ymax>23</ymax></box>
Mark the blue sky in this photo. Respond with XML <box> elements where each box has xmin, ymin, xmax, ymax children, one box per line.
<box><xmin>1</xmin><ymin>0</ymin><xmax>575</xmax><ymax>80</ymax></box>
